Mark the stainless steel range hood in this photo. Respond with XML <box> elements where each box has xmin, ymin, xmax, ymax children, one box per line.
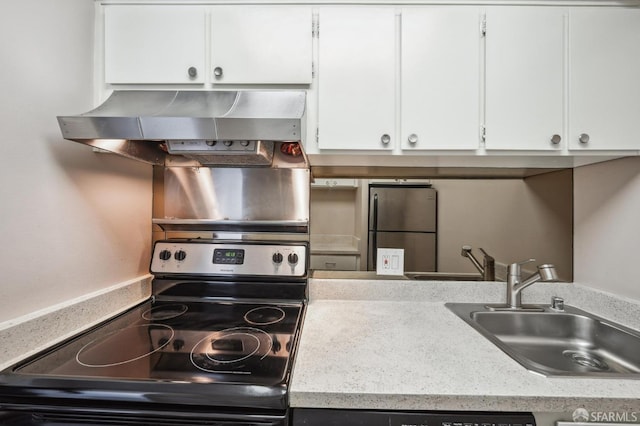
<box><xmin>57</xmin><ymin>90</ymin><xmax>308</xmax><ymax>167</ymax></box>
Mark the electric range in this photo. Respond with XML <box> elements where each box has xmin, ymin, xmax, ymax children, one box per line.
<box><xmin>0</xmin><ymin>240</ymin><xmax>308</xmax><ymax>426</ymax></box>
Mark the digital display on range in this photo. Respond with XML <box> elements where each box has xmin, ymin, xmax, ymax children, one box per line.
<box><xmin>213</xmin><ymin>249</ymin><xmax>245</xmax><ymax>265</ymax></box>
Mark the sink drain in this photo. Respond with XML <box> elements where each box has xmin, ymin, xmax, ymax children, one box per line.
<box><xmin>563</xmin><ymin>350</ymin><xmax>609</xmax><ymax>371</ymax></box>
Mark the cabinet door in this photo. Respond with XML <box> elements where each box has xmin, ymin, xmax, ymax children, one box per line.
<box><xmin>485</xmin><ymin>7</ymin><xmax>565</xmax><ymax>150</ymax></box>
<box><xmin>104</xmin><ymin>5</ymin><xmax>206</xmax><ymax>84</ymax></box>
<box><xmin>210</xmin><ymin>7</ymin><xmax>312</xmax><ymax>84</ymax></box>
<box><xmin>401</xmin><ymin>7</ymin><xmax>481</xmax><ymax>150</ymax></box>
<box><xmin>569</xmin><ymin>8</ymin><xmax>640</xmax><ymax>150</ymax></box>
<box><xmin>317</xmin><ymin>7</ymin><xmax>396</xmax><ymax>150</ymax></box>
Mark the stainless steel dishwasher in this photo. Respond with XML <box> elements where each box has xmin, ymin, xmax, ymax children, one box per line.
<box><xmin>293</xmin><ymin>409</ymin><xmax>536</xmax><ymax>426</ymax></box>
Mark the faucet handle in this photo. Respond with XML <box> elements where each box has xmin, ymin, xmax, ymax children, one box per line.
<box><xmin>478</xmin><ymin>248</ymin><xmax>494</xmax><ymax>261</ymax></box>
<box><xmin>551</xmin><ymin>296</ymin><xmax>564</xmax><ymax>311</ymax></box>
<box><xmin>479</xmin><ymin>248</ymin><xmax>496</xmax><ymax>281</ymax></box>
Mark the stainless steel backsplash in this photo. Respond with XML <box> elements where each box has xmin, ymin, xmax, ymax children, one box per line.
<box><xmin>153</xmin><ymin>166</ymin><xmax>310</xmax><ymax>227</ymax></box>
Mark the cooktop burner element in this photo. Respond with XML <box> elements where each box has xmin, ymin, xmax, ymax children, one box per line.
<box><xmin>76</xmin><ymin>324</ymin><xmax>174</xmax><ymax>368</ymax></box>
<box><xmin>244</xmin><ymin>306</ymin><xmax>286</xmax><ymax>325</ymax></box>
<box><xmin>191</xmin><ymin>326</ymin><xmax>273</xmax><ymax>373</ymax></box>
<box><xmin>141</xmin><ymin>303</ymin><xmax>188</xmax><ymax>321</ymax></box>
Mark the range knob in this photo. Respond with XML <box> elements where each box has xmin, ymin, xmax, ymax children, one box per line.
<box><xmin>288</xmin><ymin>253</ymin><xmax>299</xmax><ymax>265</ymax></box>
<box><xmin>272</xmin><ymin>252</ymin><xmax>284</xmax><ymax>264</ymax></box>
<box><xmin>159</xmin><ymin>249</ymin><xmax>172</xmax><ymax>261</ymax></box>
<box><xmin>174</xmin><ymin>250</ymin><xmax>187</xmax><ymax>261</ymax></box>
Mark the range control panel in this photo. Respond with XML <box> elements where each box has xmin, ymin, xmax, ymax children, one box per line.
<box><xmin>166</xmin><ymin>140</ymin><xmax>259</xmax><ymax>154</ymax></box>
<box><xmin>150</xmin><ymin>241</ymin><xmax>307</xmax><ymax>277</ymax></box>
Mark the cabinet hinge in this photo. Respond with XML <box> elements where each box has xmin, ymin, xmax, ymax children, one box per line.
<box><xmin>316</xmin><ymin>127</ymin><xmax>319</xmax><ymax>144</ymax></box>
<box><xmin>480</xmin><ymin>125</ymin><xmax>486</xmax><ymax>144</ymax></box>
<box><xmin>312</xmin><ymin>21</ymin><xmax>319</xmax><ymax>38</ymax></box>
<box><xmin>312</xmin><ymin>62</ymin><xmax>315</xmax><ymax>78</ymax></box>
<box><xmin>481</xmin><ymin>16</ymin><xmax>486</xmax><ymax>37</ymax></box>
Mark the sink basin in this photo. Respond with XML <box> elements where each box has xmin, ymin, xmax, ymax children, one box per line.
<box><xmin>446</xmin><ymin>303</ymin><xmax>640</xmax><ymax>378</ymax></box>
<box><xmin>405</xmin><ymin>272</ymin><xmax>482</xmax><ymax>281</ymax></box>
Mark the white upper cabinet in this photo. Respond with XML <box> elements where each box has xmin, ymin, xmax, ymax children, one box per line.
<box><xmin>101</xmin><ymin>3</ymin><xmax>640</xmax><ymax>157</ymax></box>
<box><xmin>484</xmin><ymin>7</ymin><xmax>565</xmax><ymax>151</ymax></box>
<box><xmin>104</xmin><ymin>5</ymin><xmax>312</xmax><ymax>85</ymax></box>
<box><xmin>210</xmin><ymin>7</ymin><xmax>312</xmax><ymax>85</ymax></box>
<box><xmin>105</xmin><ymin>5</ymin><xmax>206</xmax><ymax>84</ymax></box>
<box><xmin>569</xmin><ymin>8</ymin><xmax>640</xmax><ymax>150</ymax></box>
<box><xmin>401</xmin><ymin>7</ymin><xmax>481</xmax><ymax>150</ymax></box>
<box><xmin>317</xmin><ymin>7</ymin><xmax>396</xmax><ymax>150</ymax></box>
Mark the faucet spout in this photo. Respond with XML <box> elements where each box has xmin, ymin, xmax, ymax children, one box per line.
<box><xmin>461</xmin><ymin>245</ymin><xmax>495</xmax><ymax>281</ymax></box>
<box><xmin>461</xmin><ymin>245</ymin><xmax>483</xmax><ymax>273</ymax></box>
<box><xmin>519</xmin><ymin>264</ymin><xmax>558</xmax><ymax>289</ymax></box>
<box><xmin>507</xmin><ymin>263</ymin><xmax>558</xmax><ymax>309</ymax></box>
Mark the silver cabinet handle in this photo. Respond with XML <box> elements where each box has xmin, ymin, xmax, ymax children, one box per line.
<box><xmin>408</xmin><ymin>133</ymin><xmax>419</xmax><ymax>144</ymax></box>
<box><xmin>579</xmin><ymin>133</ymin><xmax>590</xmax><ymax>144</ymax></box>
<box><xmin>551</xmin><ymin>134</ymin><xmax>561</xmax><ymax>145</ymax></box>
<box><xmin>188</xmin><ymin>66</ymin><xmax>198</xmax><ymax>78</ymax></box>
<box><xmin>381</xmin><ymin>134</ymin><xmax>391</xmax><ymax>145</ymax></box>
<box><xmin>213</xmin><ymin>67</ymin><xmax>223</xmax><ymax>78</ymax></box>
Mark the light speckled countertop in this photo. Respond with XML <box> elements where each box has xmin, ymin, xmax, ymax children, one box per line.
<box><xmin>0</xmin><ymin>276</ymin><xmax>151</xmax><ymax>370</ymax></box>
<box><xmin>290</xmin><ymin>278</ymin><xmax>640</xmax><ymax>413</ymax></box>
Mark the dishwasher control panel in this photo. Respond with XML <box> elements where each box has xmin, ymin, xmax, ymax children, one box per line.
<box><xmin>292</xmin><ymin>409</ymin><xmax>536</xmax><ymax>426</ymax></box>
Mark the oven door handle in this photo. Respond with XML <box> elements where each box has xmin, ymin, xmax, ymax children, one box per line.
<box><xmin>372</xmin><ymin>193</ymin><xmax>379</xmax><ymax>269</ymax></box>
<box><xmin>0</xmin><ymin>404</ymin><xmax>288</xmax><ymax>426</ymax></box>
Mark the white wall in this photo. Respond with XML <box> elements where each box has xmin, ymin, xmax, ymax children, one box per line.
<box><xmin>310</xmin><ymin>189</ymin><xmax>358</xmax><ymax>236</ymax></box>
<box><xmin>574</xmin><ymin>157</ymin><xmax>640</xmax><ymax>302</ymax></box>
<box><xmin>0</xmin><ymin>1</ymin><xmax>152</xmax><ymax>323</ymax></box>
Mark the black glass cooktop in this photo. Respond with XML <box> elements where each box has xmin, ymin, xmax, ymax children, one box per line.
<box><xmin>15</xmin><ymin>299</ymin><xmax>303</xmax><ymax>386</ymax></box>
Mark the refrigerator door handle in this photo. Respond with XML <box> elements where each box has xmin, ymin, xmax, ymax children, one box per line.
<box><xmin>372</xmin><ymin>193</ymin><xmax>379</xmax><ymax>269</ymax></box>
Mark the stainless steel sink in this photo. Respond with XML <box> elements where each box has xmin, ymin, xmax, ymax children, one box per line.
<box><xmin>446</xmin><ymin>303</ymin><xmax>640</xmax><ymax>378</ymax></box>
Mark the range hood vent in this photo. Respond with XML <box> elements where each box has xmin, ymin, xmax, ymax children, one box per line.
<box><xmin>57</xmin><ymin>90</ymin><xmax>307</xmax><ymax>168</ymax></box>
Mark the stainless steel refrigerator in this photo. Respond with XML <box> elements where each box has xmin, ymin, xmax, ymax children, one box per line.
<box><xmin>367</xmin><ymin>184</ymin><xmax>437</xmax><ymax>272</ymax></box>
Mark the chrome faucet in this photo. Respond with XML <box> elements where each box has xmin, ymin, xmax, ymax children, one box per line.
<box><xmin>461</xmin><ymin>245</ymin><xmax>495</xmax><ymax>281</ymax></box>
<box><xmin>490</xmin><ymin>260</ymin><xmax>558</xmax><ymax>311</ymax></box>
